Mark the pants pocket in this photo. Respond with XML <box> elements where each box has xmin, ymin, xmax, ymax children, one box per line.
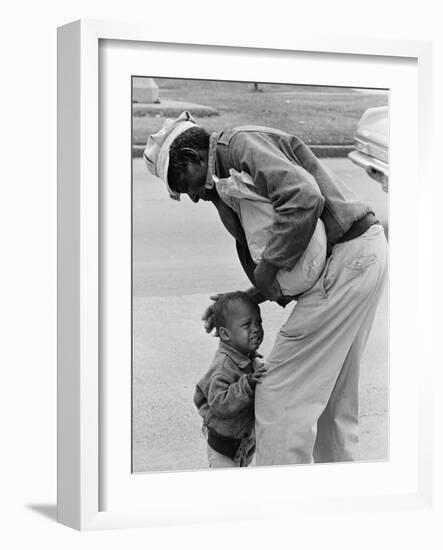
<box><xmin>320</xmin><ymin>251</ymin><xmax>339</xmax><ymax>297</ymax></box>
<box><xmin>344</xmin><ymin>226</ymin><xmax>384</xmax><ymax>271</ymax></box>
<box><xmin>345</xmin><ymin>254</ymin><xmax>377</xmax><ymax>271</ymax></box>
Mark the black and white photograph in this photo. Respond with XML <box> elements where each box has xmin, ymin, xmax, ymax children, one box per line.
<box><xmin>4</xmin><ymin>0</ymin><xmax>439</xmax><ymax>543</ymax></box>
<box><xmin>131</xmin><ymin>77</ymin><xmax>389</xmax><ymax>473</ymax></box>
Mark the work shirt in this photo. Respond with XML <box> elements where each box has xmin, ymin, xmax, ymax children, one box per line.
<box><xmin>205</xmin><ymin>126</ymin><xmax>374</xmax><ymax>293</ymax></box>
<box><xmin>193</xmin><ymin>342</ymin><xmax>259</xmax><ymax>440</ymax></box>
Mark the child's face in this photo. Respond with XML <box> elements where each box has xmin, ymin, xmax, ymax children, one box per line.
<box><xmin>224</xmin><ymin>300</ymin><xmax>264</xmax><ymax>356</ymax></box>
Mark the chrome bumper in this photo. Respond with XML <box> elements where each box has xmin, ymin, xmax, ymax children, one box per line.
<box><xmin>348</xmin><ymin>150</ymin><xmax>389</xmax><ymax>177</ymax></box>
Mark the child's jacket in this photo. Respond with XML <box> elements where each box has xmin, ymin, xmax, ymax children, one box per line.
<box><xmin>194</xmin><ymin>342</ymin><xmax>259</xmax><ymax>442</ymax></box>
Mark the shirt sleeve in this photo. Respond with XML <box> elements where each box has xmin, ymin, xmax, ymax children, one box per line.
<box><xmin>228</xmin><ymin>132</ymin><xmax>325</xmax><ymax>270</ymax></box>
<box><xmin>207</xmin><ymin>371</ymin><xmax>254</xmax><ymax>419</ymax></box>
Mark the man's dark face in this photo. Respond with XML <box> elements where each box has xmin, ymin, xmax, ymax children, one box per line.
<box><xmin>175</xmin><ymin>157</ymin><xmax>210</xmax><ymax>203</ymax></box>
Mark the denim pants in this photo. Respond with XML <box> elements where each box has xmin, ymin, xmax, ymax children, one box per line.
<box><xmin>255</xmin><ymin>224</ymin><xmax>388</xmax><ymax>465</ymax></box>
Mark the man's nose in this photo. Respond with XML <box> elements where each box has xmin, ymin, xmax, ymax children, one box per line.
<box><xmin>189</xmin><ymin>193</ymin><xmax>200</xmax><ymax>203</ymax></box>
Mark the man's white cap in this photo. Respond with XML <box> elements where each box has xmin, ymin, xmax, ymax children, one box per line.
<box><xmin>143</xmin><ymin>111</ymin><xmax>197</xmax><ymax>200</ymax></box>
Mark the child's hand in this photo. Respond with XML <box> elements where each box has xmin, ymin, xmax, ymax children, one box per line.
<box><xmin>251</xmin><ymin>363</ymin><xmax>268</xmax><ymax>384</ymax></box>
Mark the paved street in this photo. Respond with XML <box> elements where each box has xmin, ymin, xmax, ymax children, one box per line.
<box><xmin>132</xmin><ymin>157</ymin><xmax>389</xmax><ymax>472</ymax></box>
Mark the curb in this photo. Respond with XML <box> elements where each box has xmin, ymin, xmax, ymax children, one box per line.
<box><xmin>132</xmin><ymin>144</ymin><xmax>354</xmax><ymax>159</ymax></box>
<box><xmin>309</xmin><ymin>145</ymin><xmax>354</xmax><ymax>158</ymax></box>
<box><xmin>133</xmin><ymin>101</ymin><xmax>218</xmax><ymax>118</ymax></box>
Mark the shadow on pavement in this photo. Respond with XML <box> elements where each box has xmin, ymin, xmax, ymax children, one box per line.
<box><xmin>26</xmin><ymin>504</ymin><xmax>57</xmax><ymax>522</ymax></box>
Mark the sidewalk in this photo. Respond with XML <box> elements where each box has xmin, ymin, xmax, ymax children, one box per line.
<box><xmin>133</xmin><ymin>99</ymin><xmax>218</xmax><ymax>117</ymax></box>
<box><xmin>132</xmin><ymin>291</ymin><xmax>388</xmax><ymax>472</ymax></box>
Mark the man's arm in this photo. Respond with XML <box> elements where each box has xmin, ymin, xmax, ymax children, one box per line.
<box><xmin>235</xmin><ymin>240</ymin><xmax>268</xmax><ymax>301</ymax></box>
<box><xmin>229</xmin><ymin>131</ymin><xmax>325</xmax><ymax>272</ymax></box>
<box><xmin>253</xmin><ymin>259</ymin><xmax>281</xmax><ymax>301</ymax></box>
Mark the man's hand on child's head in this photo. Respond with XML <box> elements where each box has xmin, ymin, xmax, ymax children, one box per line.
<box><xmin>201</xmin><ymin>293</ymin><xmax>225</xmax><ymax>335</ymax></box>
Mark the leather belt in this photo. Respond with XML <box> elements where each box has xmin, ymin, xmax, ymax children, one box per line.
<box><xmin>337</xmin><ymin>212</ymin><xmax>379</xmax><ymax>243</ymax></box>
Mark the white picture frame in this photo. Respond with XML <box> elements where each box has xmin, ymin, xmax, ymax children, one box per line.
<box><xmin>57</xmin><ymin>19</ymin><xmax>434</xmax><ymax>531</ymax></box>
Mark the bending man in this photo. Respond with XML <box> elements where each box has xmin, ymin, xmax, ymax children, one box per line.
<box><xmin>144</xmin><ymin>111</ymin><xmax>388</xmax><ymax>465</ymax></box>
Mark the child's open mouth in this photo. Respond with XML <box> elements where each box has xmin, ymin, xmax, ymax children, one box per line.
<box><xmin>249</xmin><ymin>335</ymin><xmax>262</xmax><ymax>347</ymax></box>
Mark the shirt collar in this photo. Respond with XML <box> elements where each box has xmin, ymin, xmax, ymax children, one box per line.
<box><xmin>217</xmin><ymin>341</ymin><xmax>253</xmax><ymax>370</ymax></box>
<box><xmin>205</xmin><ymin>132</ymin><xmax>219</xmax><ymax>190</ymax></box>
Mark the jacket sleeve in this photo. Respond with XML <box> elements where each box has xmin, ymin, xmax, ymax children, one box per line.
<box><xmin>207</xmin><ymin>372</ymin><xmax>254</xmax><ymax>419</ymax></box>
<box><xmin>228</xmin><ymin>132</ymin><xmax>325</xmax><ymax>271</ymax></box>
<box><xmin>193</xmin><ymin>383</ymin><xmax>206</xmax><ymax>410</ymax></box>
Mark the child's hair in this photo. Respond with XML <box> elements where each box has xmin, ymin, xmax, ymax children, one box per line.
<box><xmin>167</xmin><ymin>126</ymin><xmax>210</xmax><ymax>193</ymax></box>
<box><xmin>213</xmin><ymin>291</ymin><xmax>260</xmax><ymax>332</ymax></box>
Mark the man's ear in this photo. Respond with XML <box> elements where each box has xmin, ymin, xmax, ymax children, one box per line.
<box><xmin>180</xmin><ymin>147</ymin><xmax>201</xmax><ymax>164</ymax></box>
<box><xmin>218</xmin><ymin>326</ymin><xmax>230</xmax><ymax>343</ymax></box>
